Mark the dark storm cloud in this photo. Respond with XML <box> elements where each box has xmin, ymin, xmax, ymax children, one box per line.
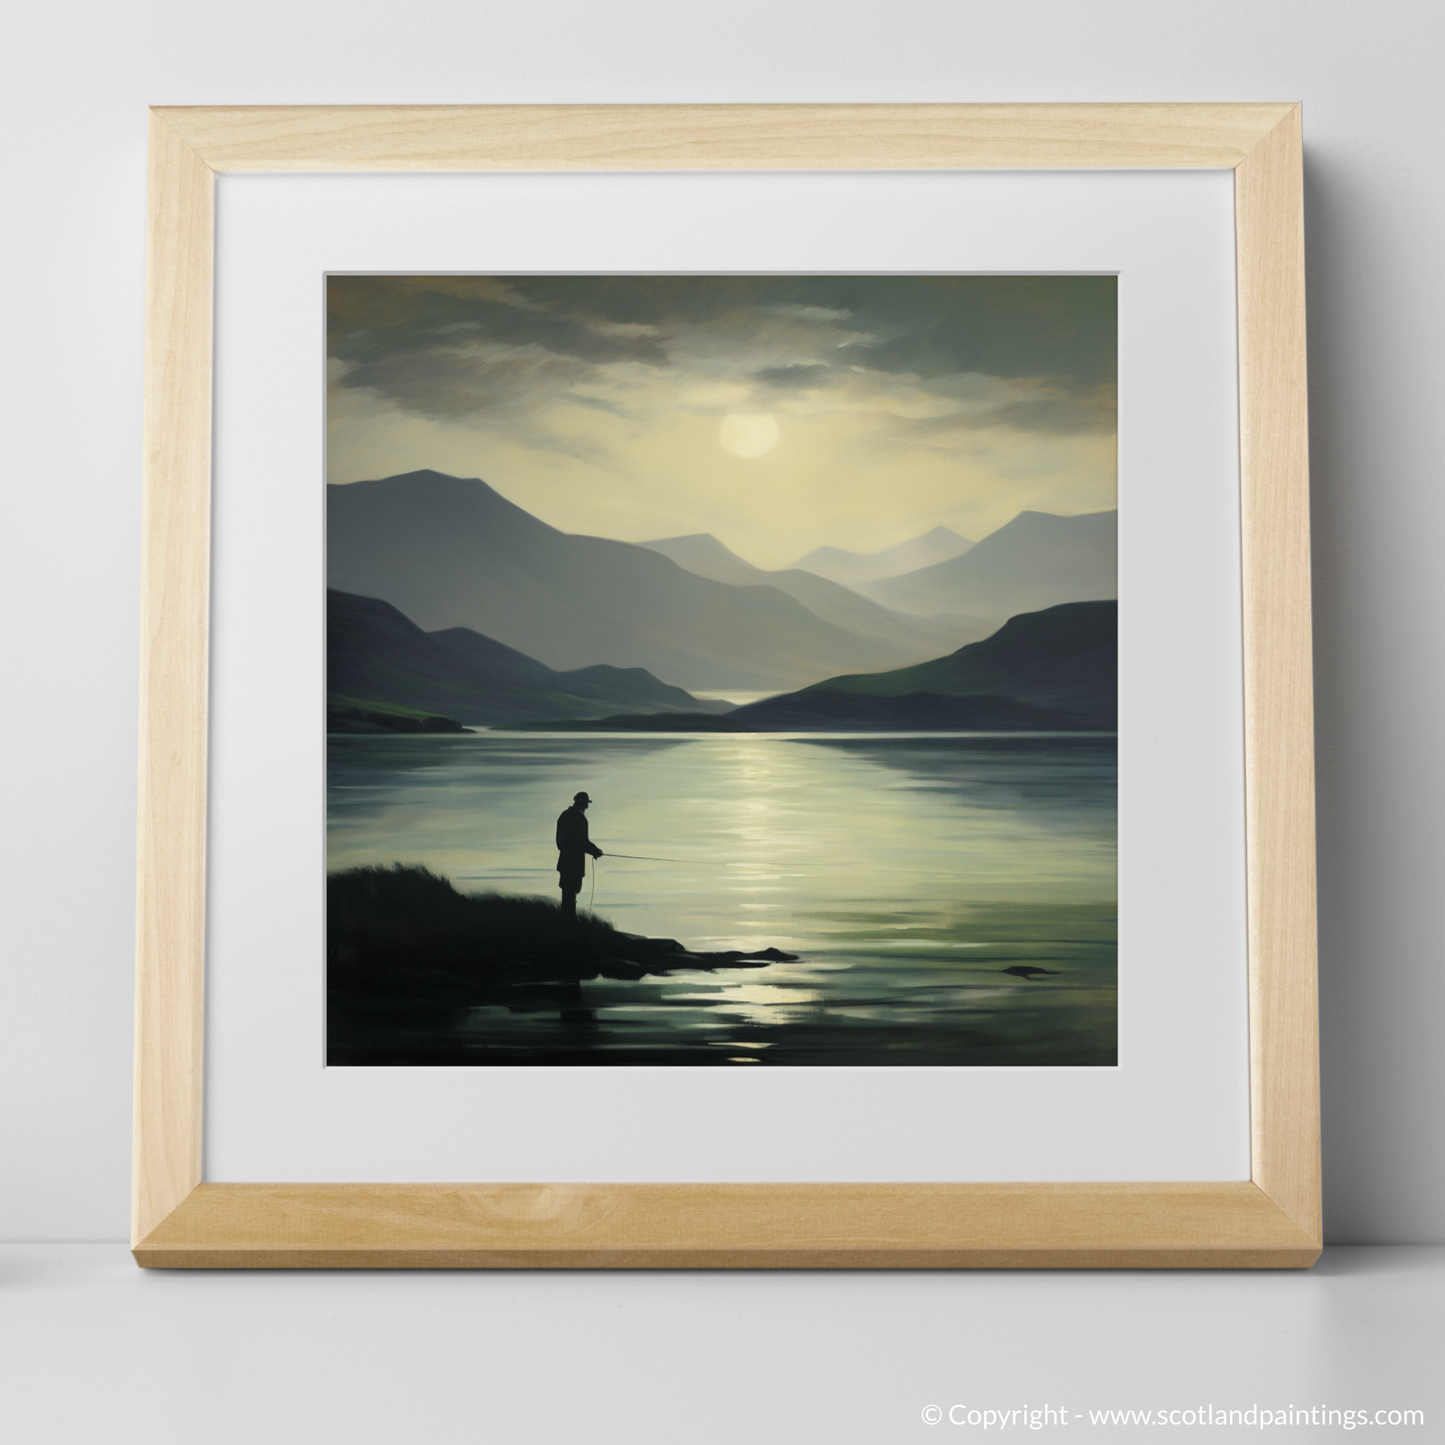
<box><xmin>327</xmin><ymin>274</ymin><xmax>1116</xmax><ymax>437</ymax></box>
<box><xmin>841</xmin><ymin>276</ymin><xmax>1116</xmax><ymax>387</ymax></box>
<box><xmin>484</xmin><ymin>274</ymin><xmax>1117</xmax><ymax>384</ymax></box>
<box><xmin>328</xmin><ymin>276</ymin><xmax>669</xmax><ymax>369</ymax></box>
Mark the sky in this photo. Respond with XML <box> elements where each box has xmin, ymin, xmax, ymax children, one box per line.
<box><xmin>327</xmin><ymin>275</ymin><xmax>1116</xmax><ymax>571</ymax></box>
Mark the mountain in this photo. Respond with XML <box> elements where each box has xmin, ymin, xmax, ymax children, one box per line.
<box><xmin>327</xmin><ymin>698</ymin><xmax>467</xmax><ymax>734</ymax></box>
<box><xmin>327</xmin><ymin>471</ymin><xmax>954</xmax><ymax>691</ymax></box>
<box><xmin>860</xmin><ymin>510</ymin><xmax>1116</xmax><ymax>620</ymax></box>
<box><xmin>791</xmin><ymin>526</ymin><xmax>974</xmax><ymax>586</ymax></box>
<box><xmin>637</xmin><ymin>533</ymin><xmax>764</xmax><ymax>587</ymax></box>
<box><xmin>638</xmin><ymin>534</ymin><xmax>981</xmax><ymax>655</ymax></box>
<box><xmin>726</xmin><ymin>691</ymin><xmax>1102</xmax><ymax>732</ymax></box>
<box><xmin>732</xmin><ymin>601</ymin><xmax>1116</xmax><ymax>731</ymax></box>
<box><xmin>328</xmin><ymin>589</ymin><xmax>732</xmax><ymax>726</ymax></box>
<box><xmin>495</xmin><ymin>694</ymin><xmax>1087</xmax><ymax>730</ymax></box>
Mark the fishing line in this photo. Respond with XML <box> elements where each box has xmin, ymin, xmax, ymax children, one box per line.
<box><xmin>600</xmin><ymin>852</ymin><xmax>695</xmax><ymax>863</ymax></box>
<box><xmin>602</xmin><ymin>852</ymin><xmax>829</xmax><ymax>867</ymax></box>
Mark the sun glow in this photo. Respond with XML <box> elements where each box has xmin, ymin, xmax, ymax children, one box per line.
<box><xmin>719</xmin><ymin>412</ymin><xmax>779</xmax><ymax>458</ymax></box>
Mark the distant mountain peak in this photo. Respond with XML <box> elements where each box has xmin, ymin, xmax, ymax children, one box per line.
<box><xmin>1001</xmin><ymin>507</ymin><xmax>1115</xmax><ymax>528</ymax></box>
<box><xmin>343</xmin><ymin>467</ymin><xmax>487</xmax><ymax>489</ymax></box>
<box><xmin>859</xmin><ymin>508</ymin><xmax>1116</xmax><ymax>620</ymax></box>
<box><xmin>638</xmin><ymin>533</ymin><xmax>765</xmax><ymax>578</ymax></box>
<box><xmin>329</xmin><ymin>469</ymin><xmax>566</xmax><ymax>540</ymax></box>
<box><xmin>791</xmin><ymin>526</ymin><xmax>975</xmax><ymax>587</ymax></box>
<box><xmin>336</xmin><ymin>468</ymin><xmax>519</xmax><ymax>499</ymax></box>
<box><xmin>381</xmin><ymin>467</ymin><xmax>464</xmax><ymax>482</ymax></box>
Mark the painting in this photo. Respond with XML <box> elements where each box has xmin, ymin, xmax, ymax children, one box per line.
<box><xmin>325</xmin><ymin>274</ymin><xmax>1117</xmax><ymax>1068</ymax></box>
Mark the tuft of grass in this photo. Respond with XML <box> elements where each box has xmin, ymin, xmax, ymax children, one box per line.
<box><xmin>328</xmin><ymin>863</ymin><xmax>632</xmax><ymax>980</ymax></box>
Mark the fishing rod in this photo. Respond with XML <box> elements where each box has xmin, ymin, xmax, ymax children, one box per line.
<box><xmin>599</xmin><ymin>852</ymin><xmax>694</xmax><ymax>863</ymax></box>
<box><xmin>602</xmin><ymin>853</ymin><xmax>829</xmax><ymax>866</ymax></box>
<box><xmin>458</xmin><ymin>852</ymin><xmax>826</xmax><ymax>881</ymax></box>
<box><xmin>458</xmin><ymin>853</ymin><xmax>822</xmax><ymax>879</ymax></box>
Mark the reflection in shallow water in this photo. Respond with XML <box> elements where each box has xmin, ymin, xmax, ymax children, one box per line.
<box><xmin>328</xmin><ymin>732</ymin><xmax>1116</xmax><ymax>1066</ymax></box>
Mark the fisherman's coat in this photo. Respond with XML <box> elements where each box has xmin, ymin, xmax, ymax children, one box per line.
<box><xmin>556</xmin><ymin>805</ymin><xmax>602</xmax><ymax>887</ymax></box>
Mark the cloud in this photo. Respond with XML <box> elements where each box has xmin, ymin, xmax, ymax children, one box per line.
<box><xmin>326</xmin><ymin>275</ymin><xmax>1118</xmax><ymax>465</ymax></box>
<box><xmin>764</xmin><ymin>303</ymin><xmax>854</xmax><ymax>322</ymax></box>
<box><xmin>991</xmin><ymin>387</ymin><xmax>1117</xmax><ymax>436</ymax></box>
<box><xmin>751</xmin><ymin>364</ymin><xmax>834</xmax><ymax>389</ymax></box>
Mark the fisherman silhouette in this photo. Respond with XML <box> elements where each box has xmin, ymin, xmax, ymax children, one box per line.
<box><xmin>556</xmin><ymin>791</ymin><xmax>603</xmax><ymax>921</ymax></box>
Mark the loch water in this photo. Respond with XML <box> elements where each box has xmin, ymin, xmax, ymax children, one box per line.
<box><xmin>327</xmin><ymin>731</ymin><xmax>1117</xmax><ymax>1067</ymax></box>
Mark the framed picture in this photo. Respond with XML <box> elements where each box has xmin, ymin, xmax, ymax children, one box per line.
<box><xmin>321</xmin><ymin>269</ymin><xmax>1122</xmax><ymax>1071</ymax></box>
<box><xmin>136</xmin><ymin>104</ymin><xmax>1318</xmax><ymax>1267</ymax></box>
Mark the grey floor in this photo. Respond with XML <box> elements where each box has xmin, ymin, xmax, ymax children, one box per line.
<box><xmin>3</xmin><ymin>1246</ymin><xmax>1439</xmax><ymax>1443</ymax></box>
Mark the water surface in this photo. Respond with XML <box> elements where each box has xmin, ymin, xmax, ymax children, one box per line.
<box><xmin>327</xmin><ymin>731</ymin><xmax>1116</xmax><ymax>1066</ymax></box>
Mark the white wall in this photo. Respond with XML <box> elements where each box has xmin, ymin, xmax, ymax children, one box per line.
<box><xmin>2</xmin><ymin>0</ymin><xmax>1440</xmax><ymax>1243</ymax></box>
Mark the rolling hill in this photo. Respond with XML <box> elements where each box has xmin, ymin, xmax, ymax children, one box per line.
<box><xmin>731</xmin><ymin>601</ymin><xmax>1116</xmax><ymax>731</ymax></box>
<box><xmin>328</xmin><ymin>589</ymin><xmax>732</xmax><ymax>726</ymax></box>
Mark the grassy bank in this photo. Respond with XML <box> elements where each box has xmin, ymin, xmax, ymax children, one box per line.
<box><xmin>328</xmin><ymin>864</ymin><xmax>792</xmax><ymax>987</ymax></box>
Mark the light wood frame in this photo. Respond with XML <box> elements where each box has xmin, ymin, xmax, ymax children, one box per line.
<box><xmin>136</xmin><ymin>103</ymin><xmax>1318</xmax><ymax>1268</ymax></box>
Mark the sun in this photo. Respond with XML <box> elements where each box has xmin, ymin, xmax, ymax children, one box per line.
<box><xmin>719</xmin><ymin>413</ymin><xmax>779</xmax><ymax>458</ymax></box>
